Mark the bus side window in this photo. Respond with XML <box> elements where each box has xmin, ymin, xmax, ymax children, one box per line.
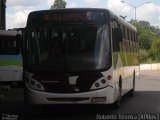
<box><xmin>133</xmin><ymin>32</ymin><xmax>136</xmax><ymax>53</ymax></box>
<box><xmin>130</xmin><ymin>31</ymin><xmax>133</xmax><ymax>53</ymax></box>
<box><xmin>0</xmin><ymin>36</ymin><xmax>21</xmax><ymax>55</ymax></box>
<box><xmin>112</xmin><ymin>28</ymin><xmax>117</xmax><ymax>52</ymax></box>
<box><xmin>112</xmin><ymin>27</ymin><xmax>123</xmax><ymax>52</ymax></box>
<box><xmin>123</xmin><ymin>26</ymin><xmax>126</xmax><ymax>39</ymax></box>
<box><xmin>16</xmin><ymin>34</ymin><xmax>22</xmax><ymax>54</ymax></box>
<box><xmin>127</xmin><ymin>29</ymin><xmax>131</xmax><ymax>53</ymax></box>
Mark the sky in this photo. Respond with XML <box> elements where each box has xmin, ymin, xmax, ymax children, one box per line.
<box><xmin>6</xmin><ymin>0</ymin><xmax>160</xmax><ymax>29</ymax></box>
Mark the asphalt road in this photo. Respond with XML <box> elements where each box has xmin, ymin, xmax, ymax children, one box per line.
<box><xmin>0</xmin><ymin>70</ymin><xmax>160</xmax><ymax>120</ymax></box>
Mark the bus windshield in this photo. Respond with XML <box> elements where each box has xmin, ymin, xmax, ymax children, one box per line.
<box><xmin>25</xmin><ymin>24</ymin><xmax>111</xmax><ymax>72</ymax></box>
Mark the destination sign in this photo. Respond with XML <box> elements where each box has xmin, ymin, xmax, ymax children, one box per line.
<box><xmin>44</xmin><ymin>13</ymin><xmax>87</xmax><ymax>21</ymax></box>
<box><xmin>27</xmin><ymin>11</ymin><xmax>107</xmax><ymax>28</ymax></box>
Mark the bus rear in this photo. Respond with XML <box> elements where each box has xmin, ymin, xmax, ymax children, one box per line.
<box><xmin>24</xmin><ymin>9</ymin><xmax>114</xmax><ymax>104</ymax></box>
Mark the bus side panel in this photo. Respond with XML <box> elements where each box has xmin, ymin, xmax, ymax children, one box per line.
<box><xmin>112</xmin><ymin>50</ymin><xmax>139</xmax><ymax>101</ymax></box>
<box><xmin>0</xmin><ymin>70</ymin><xmax>14</xmax><ymax>81</ymax></box>
<box><xmin>0</xmin><ymin>55</ymin><xmax>23</xmax><ymax>82</ymax></box>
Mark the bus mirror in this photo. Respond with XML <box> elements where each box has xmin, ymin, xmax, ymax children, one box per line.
<box><xmin>115</xmin><ymin>28</ymin><xmax>123</xmax><ymax>42</ymax></box>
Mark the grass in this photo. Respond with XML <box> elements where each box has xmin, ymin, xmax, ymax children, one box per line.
<box><xmin>0</xmin><ymin>60</ymin><xmax>22</xmax><ymax>66</ymax></box>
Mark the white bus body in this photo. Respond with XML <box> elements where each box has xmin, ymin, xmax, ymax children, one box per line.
<box><xmin>23</xmin><ymin>8</ymin><xmax>139</xmax><ymax>106</ymax></box>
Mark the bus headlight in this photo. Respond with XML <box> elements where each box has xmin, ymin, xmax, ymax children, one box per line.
<box><xmin>26</xmin><ymin>78</ymin><xmax>45</xmax><ymax>91</ymax></box>
<box><xmin>90</xmin><ymin>77</ymin><xmax>108</xmax><ymax>90</ymax></box>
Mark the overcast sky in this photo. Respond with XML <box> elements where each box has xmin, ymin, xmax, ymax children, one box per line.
<box><xmin>6</xmin><ymin>0</ymin><xmax>160</xmax><ymax>29</ymax></box>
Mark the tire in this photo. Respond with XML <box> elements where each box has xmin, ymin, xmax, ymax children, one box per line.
<box><xmin>128</xmin><ymin>71</ymin><xmax>135</xmax><ymax>97</ymax></box>
<box><xmin>112</xmin><ymin>78</ymin><xmax>122</xmax><ymax>109</ymax></box>
<box><xmin>112</xmin><ymin>94</ymin><xmax>121</xmax><ymax>109</ymax></box>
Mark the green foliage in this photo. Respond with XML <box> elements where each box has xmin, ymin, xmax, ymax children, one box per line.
<box><xmin>150</xmin><ymin>39</ymin><xmax>160</xmax><ymax>62</ymax></box>
<box><xmin>51</xmin><ymin>0</ymin><xmax>66</xmax><ymax>9</ymax></box>
<box><xmin>0</xmin><ymin>60</ymin><xmax>22</xmax><ymax>66</ymax></box>
<box><xmin>131</xmin><ymin>20</ymin><xmax>160</xmax><ymax>63</ymax></box>
<box><xmin>139</xmin><ymin>49</ymin><xmax>149</xmax><ymax>63</ymax></box>
<box><xmin>134</xmin><ymin>21</ymin><xmax>158</xmax><ymax>50</ymax></box>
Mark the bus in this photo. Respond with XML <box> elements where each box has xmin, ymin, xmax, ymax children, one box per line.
<box><xmin>0</xmin><ymin>30</ymin><xmax>23</xmax><ymax>83</ymax></box>
<box><xmin>23</xmin><ymin>8</ymin><xmax>139</xmax><ymax>107</ymax></box>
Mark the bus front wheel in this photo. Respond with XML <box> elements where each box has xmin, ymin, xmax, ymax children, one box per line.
<box><xmin>112</xmin><ymin>78</ymin><xmax>122</xmax><ymax>109</ymax></box>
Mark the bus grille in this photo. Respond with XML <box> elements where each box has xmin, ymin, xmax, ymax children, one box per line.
<box><xmin>34</xmin><ymin>73</ymin><xmax>102</xmax><ymax>93</ymax></box>
<box><xmin>41</xmin><ymin>82</ymin><xmax>90</xmax><ymax>93</ymax></box>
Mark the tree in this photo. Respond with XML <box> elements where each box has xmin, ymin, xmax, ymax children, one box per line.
<box><xmin>51</xmin><ymin>0</ymin><xmax>66</xmax><ymax>9</ymax></box>
<box><xmin>139</xmin><ymin>49</ymin><xmax>149</xmax><ymax>63</ymax></box>
<box><xmin>130</xmin><ymin>20</ymin><xmax>160</xmax><ymax>63</ymax></box>
<box><xmin>139</xmin><ymin>21</ymin><xmax>150</xmax><ymax>28</ymax></box>
<box><xmin>150</xmin><ymin>39</ymin><xmax>160</xmax><ymax>62</ymax></box>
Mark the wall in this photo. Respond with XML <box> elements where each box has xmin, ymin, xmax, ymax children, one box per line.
<box><xmin>140</xmin><ymin>63</ymin><xmax>160</xmax><ymax>70</ymax></box>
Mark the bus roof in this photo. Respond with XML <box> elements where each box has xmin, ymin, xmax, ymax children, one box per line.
<box><xmin>26</xmin><ymin>8</ymin><xmax>136</xmax><ymax>31</ymax></box>
<box><xmin>109</xmin><ymin>10</ymin><xmax>137</xmax><ymax>31</ymax></box>
<box><xmin>28</xmin><ymin>8</ymin><xmax>109</xmax><ymax>14</ymax></box>
<box><xmin>26</xmin><ymin>8</ymin><xmax>110</xmax><ymax>28</ymax></box>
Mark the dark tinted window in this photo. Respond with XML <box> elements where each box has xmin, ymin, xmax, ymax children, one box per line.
<box><xmin>25</xmin><ymin>24</ymin><xmax>111</xmax><ymax>72</ymax></box>
<box><xmin>0</xmin><ymin>36</ymin><xmax>20</xmax><ymax>55</ymax></box>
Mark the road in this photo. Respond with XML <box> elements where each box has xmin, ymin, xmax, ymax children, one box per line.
<box><xmin>0</xmin><ymin>70</ymin><xmax>160</xmax><ymax>120</ymax></box>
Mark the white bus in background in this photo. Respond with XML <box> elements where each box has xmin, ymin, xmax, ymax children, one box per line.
<box><xmin>23</xmin><ymin>8</ymin><xmax>139</xmax><ymax>108</ymax></box>
<box><xmin>0</xmin><ymin>30</ymin><xmax>22</xmax><ymax>83</ymax></box>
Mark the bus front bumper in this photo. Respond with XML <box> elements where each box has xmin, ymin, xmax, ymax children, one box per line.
<box><xmin>25</xmin><ymin>85</ymin><xmax>114</xmax><ymax>104</ymax></box>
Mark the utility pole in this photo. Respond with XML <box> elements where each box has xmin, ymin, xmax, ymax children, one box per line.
<box><xmin>121</xmin><ymin>1</ymin><xmax>151</xmax><ymax>24</ymax></box>
<box><xmin>0</xmin><ymin>0</ymin><xmax>6</xmax><ymax>104</ymax></box>
<box><xmin>0</xmin><ymin>0</ymin><xmax>6</xmax><ymax>30</ymax></box>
